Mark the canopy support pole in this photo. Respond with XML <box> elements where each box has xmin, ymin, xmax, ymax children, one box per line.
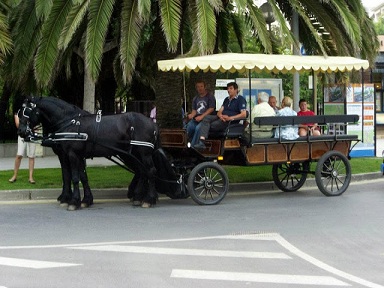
<box><xmin>248</xmin><ymin>69</ymin><xmax>252</xmax><ymax>141</ymax></box>
<box><xmin>361</xmin><ymin>68</ymin><xmax>364</xmax><ymax>143</ymax></box>
<box><xmin>292</xmin><ymin>10</ymin><xmax>300</xmax><ymax>111</ymax></box>
<box><xmin>312</xmin><ymin>70</ymin><xmax>317</xmax><ymax>114</ymax></box>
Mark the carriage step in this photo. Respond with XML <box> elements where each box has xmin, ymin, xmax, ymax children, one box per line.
<box><xmin>224</xmin><ymin>139</ymin><xmax>241</xmax><ymax>149</ymax></box>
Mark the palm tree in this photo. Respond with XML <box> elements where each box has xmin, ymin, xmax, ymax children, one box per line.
<box><xmin>6</xmin><ymin>0</ymin><xmax>378</xmax><ymax>124</ymax></box>
<box><xmin>0</xmin><ymin>0</ymin><xmax>15</xmax><ymax>141</ymax></box>
<box><xmin>0</xmin><ymin>3</ymin><xmax>12</xmax><ymax>65</ymax></box>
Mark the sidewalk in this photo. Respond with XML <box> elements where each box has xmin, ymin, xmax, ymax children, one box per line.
<box><xmin>0</xmin><ymin>155</ymin><xmax>382</xmax><ymax>202</ymax></box>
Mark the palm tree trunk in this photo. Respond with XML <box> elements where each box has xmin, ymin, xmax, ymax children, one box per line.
<box><xmin>83</xmin><ymin>67</ymin><xmax>96</xmax><ymax>113</ymax></box>
<box><xmin>153</xmin><ymin>20</ymin><xmax>183</xmax><ymax>128</ymax></box>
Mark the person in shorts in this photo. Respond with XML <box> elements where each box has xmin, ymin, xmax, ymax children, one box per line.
<box><xmin>9</xmin><ymin>109</ymin><xmax>36</xmax><ymax>184</ymax></box>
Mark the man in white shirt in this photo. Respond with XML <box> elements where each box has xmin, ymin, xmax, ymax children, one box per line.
<box><xmin>249</xmin><ymin>92</ymin><xmax>276</xmax><ymax>139</ymax></box>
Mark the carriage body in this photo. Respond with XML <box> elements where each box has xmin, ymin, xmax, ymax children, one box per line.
<box><xmin>159</xmin><ymin>114</ymin><xmax>359</xmax><ymax>204</ymax></box>
<box><xmin>157</xmin><ymin>53</ymin><xmax>368</xmax><ymax>205</ymax></box>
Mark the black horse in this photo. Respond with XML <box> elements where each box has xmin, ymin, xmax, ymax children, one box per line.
<box><xmin>18</xmin><ymin>105</ymin><xmax>93</xmax><ymax>207</ymax></box>
<box><xmin>18</xmin><ymin>97</ymin><xmax>160</xmax><ymax>210</ymax></box>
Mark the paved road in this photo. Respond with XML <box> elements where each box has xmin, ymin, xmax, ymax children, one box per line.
<box><xmin>1</xmin><ymin>179</ymin><xmax>384</xmax><ymax>288</ymax></box>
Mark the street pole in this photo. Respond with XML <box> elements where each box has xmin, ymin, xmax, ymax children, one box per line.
<box><xmin>292</xmin><ymin>10</ymin><xmax>300</xmax><ymax>111</ymax></box>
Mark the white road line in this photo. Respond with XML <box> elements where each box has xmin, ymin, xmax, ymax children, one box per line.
<box><xmin>0</xmin><ymin>233</ymin><xmax>278</xmax><ymax>250</ymax></box>
<box><xmin>171</xmin><ymin>270</ymin><xmax>350</xmax><ymax>286</ymax></box>
<box><xmin>272</xmin><ymin>234</ymin><xmax>384</xmax><ymax>288</ymax></box>
<box><xmin>70</xmin><ymin>245</ymin><xmax>291</xmax><ymax>259</ymax></box>
<box><xmin>0</xmin><ymin>257</ymin><xmax>81</xmax><ymax>269</ymax></box>
<box><xmin>0</xmin><ymin>235</ymin><xmax>258</xmax><ymax>250</ymax></box>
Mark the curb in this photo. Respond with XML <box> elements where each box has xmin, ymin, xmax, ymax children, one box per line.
<box><xmin>0</xmin><ymin>172</ymin><xmax>382</xmax><ymax>202</ymax></box>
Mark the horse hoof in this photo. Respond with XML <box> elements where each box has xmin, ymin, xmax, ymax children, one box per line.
<box><xmin>141</xmin><ymin>202</ymin><xmax>152</xmax><ymax>208</ymax></box>
<box><xmin>81</xmin><ymin>203</ymin><xmax>89</xmax><ymax>208</ymax></box>
<box><xmin>67</xmin><ymin>205</ymin><xmax>79</xmax><ymax>211</ymax></box>
<box><xmin>132</xmin><ymin>201</ymin><xmax>141</xmax><ymax>206</ymax></box>
<box><xmin>60</xmin><ymin>202</ymin><xmax>69</xmax><ymax>208</ymax></box>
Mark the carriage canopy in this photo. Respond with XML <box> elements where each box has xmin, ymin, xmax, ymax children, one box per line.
<box><xmin>157</xmin><ymin>52</ymin><xmax>370</xmax><ymax>74</ymax></box>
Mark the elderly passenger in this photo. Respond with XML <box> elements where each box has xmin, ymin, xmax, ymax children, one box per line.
<box><xmin>248</xmin><ymin>92</ymin><xmax>276</xmax><ymax>139</ymax></box>
<box><xmin>274</xmin><ymin>96</ymin><xmax>299</xmax><ymax>140</ymax></box>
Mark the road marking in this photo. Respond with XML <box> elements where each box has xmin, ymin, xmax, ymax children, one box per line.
<box><xmin>0</xmin><ymin>257</ymin><xmax>81</xmax><ymax>269</ymax></box>
<box><xmin>1</xmin><ymin>233</ymin><xmax>383</xmax><ymax>288</ymax></box>
<box><xmin>271</xmin><ymin>234</ymin><xmax>384</xmax><ymax>288</ymax></box>
<box><xmin>171</xmin><ymin>270</ymin><xmax>350</xmax><ymax>286</ymax></box>
<box><xmin>70</xmin><ymin>245</ymin><xmax>291</xmax><ymax>259</ymax></box>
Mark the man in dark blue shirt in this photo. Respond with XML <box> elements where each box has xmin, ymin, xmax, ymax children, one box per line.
<box><xmin>195</xmin><ymin>82</ymin><xmax>247</xmax><ymax>149</ymax></box>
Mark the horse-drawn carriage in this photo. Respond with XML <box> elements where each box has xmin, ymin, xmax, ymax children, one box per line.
<box><xmin>17</xmin><ymin>53</ymin><xmax>369</xmax><ymax>210</ymax></box>
<box><xmin>159</xmin><ymin>114</ymin><xmax>359</xmax><ymax>205</ymax></box>
<box><xmin>156</xmin><ymin>52</ymin><xmax>369</xmax><ymax>205</ymax></box>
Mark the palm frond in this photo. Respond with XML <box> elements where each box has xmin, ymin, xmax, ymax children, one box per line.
<box><xmin>207</xmin><ymin>0</ymin><xmax>223</xmax><ymax>13</ymax></box>
<box><xmin>85</xmin><ymin>0</ymin><xmax>115</xmax><ymax>81</ymax></box>
<box><xmin>268</xmin><ymin>0</ymin><xmax>297</xmax><ymax>51</ymax></box>
<box><xmin>347</xmin><ymin>0</ymin><xmax>366</xmax><ymax>20</ymax></box>
<box><xmin>245</xmin><ymin>0</ymin><xmax>272</xmax><ymax>54</ymax></box>
<box><xmin>35</xmin><ymin>0</ymin><xmax>53</xmax><ymax>20</ymax></box>
<box><xmin>0</xmin><ymin>11</ymin><xmax>13</xmax><ymax>62</ymax></box>
<box><xmin>360</xmin><ymin>14</ymin><xmax>379</xmax><ymax>64</ymax></box>
<box><xmin>297</xmin><ymin>0</ymin><xmax>345</xmax><ymax>55</ymax></box>
<box><xmin>216</xmin><ymin>11</ymin><xmax>230</xmax><ymax>53</ymax></box>
<box><xmin>137</xmin><ymin>0</ymin><xmax>151</xmax><ymax>21</ymax></box>
<box><xmin>229</xmin><ymin>13</ymin><xmax>244</xmax><ymax>52</ymax></box>
<box><xmin>231</xmin><ymin>0</ymin><xmax>247</xmax><ymax>12</ymax></box>
<box><xmin>288</xmin><ymin>0</ymin><xmax>327</xmax><ymax>56</ymax></box>
<box><xmin>34</xmin><ymin>0</ymin><xmax>72</xmax><ymax>87</ymax></box>
<box><xmin>330</xmin><ymin>0</ymin><xmax>361</xmax><ymax>48</ymax></box>
<box><xmin>195</xmin><ymin>0</ymin><xmax>217</xmax><ymax>54</ymax></box>
<box><xmin>59</xmin><ymin>0</ymin><xmax>90</xmax><ymax>49</ymax></box>
<box><xmin>11</xmin><ymin>0</ymin><xmax>41</xmax><ymax>82</ymax></box>
<box><xmin>72</xmin><ymin>0</ymin><xmax>84</xmax><ymax>5</ymax></box>
<box><xmin>158</xmin><ymin>0</ymin><xmax>182</xmax><ymax>52</ymax></box>
<box><xmin>120</xmin><ymin>0</ymin><xmax>142</xmax><ymax>84</ymax></box>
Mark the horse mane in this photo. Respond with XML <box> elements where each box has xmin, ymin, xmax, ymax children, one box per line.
<box><xmin>34</xmin><ymin>96</ymin><xmax>88</xmax><ymax>117</ymax></box>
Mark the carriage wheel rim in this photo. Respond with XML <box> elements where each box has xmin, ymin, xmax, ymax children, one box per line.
<box><xmin>188</xmin><ymin>162</ymin><xmax>229</xmax><ymax>205</ymax></box>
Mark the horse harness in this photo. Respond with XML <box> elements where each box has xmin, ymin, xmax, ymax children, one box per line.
<box><xmin>27</xmin><ymin>109</ymin><xmax>157</xmax><ymax>151</ymax></box>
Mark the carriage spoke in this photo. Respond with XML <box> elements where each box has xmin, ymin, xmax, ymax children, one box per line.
<box><xmin>323</xmin><ymin>177</ymin><xmax>332</xmax><ymax>190</ymax></box>
<box><xmin>188</xmin><ymin>163</ymin><xmax>229</xmax><ymax>205</ymax></box>
<box><xmin>194</xmin><ymin>169</ymin><xmax>218</xmax><ymax>199</ymax></box>
<box><xmin>322</xmin><ymin>157</ymin><xmax>347</xmax><ymax>192</ymax></box>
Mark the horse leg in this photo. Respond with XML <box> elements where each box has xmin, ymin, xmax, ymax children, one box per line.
<box><xmin>55</xmin><ymin>149</ymin><xmax>73</xmax><ymax>206</ymax></box>
<box><xmin>127</xmin><ymin>173</ymin><xmax>139</xmax><ymax>201</ymax></box>
<box><xmin>128</xmin><ymin>173</ymin><xmax>145</xmax><ymax>206</ymax></box>
<box><xmin>67</xmin><ymin>153</ymin><xmax>82</xmax><ymax>211</ymax></box>
<box><xmin>80</xmin><ymin>159</ymin><xmax>93</xmax><ymax>208</ymax></box>
<box><xmin>127</xmin><ymin>173</ymin><xmax>142</xmax><ymax>206</ymax></box>
<box><xmin>141</xmin><ymin>151</ymin><xmax>158</xmax><ymax>208</ymax></box>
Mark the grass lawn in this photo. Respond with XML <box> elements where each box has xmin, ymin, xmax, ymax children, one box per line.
<box><xmin>0</xmin><ymin>157</ymin><xmax>381</xmax><ymax>191</ymax></box>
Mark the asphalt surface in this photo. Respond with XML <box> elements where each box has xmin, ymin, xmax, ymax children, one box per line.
<box><xmin>0</xmin><ymin>155</ymin><xmax>382</xmax><ymax>202</ymax></box>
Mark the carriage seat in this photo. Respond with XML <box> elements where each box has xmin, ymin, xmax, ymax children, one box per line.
<box><xmin>249</xmin><ymin>114</ymin><xmax>359</xmax><ymax>145</ymax></box>
<box><xmin>208</xmin><ymin>111</ymin><xmax>250</xmax><ymax>139</ymax></box>
<box><xmin>208</xmin><ymin>121</ymin><xmax>248</xmax><ymax>138</ymax></box>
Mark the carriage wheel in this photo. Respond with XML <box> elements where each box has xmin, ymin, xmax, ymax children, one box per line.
<box><xmin>315</xmin><ymin>150</ymin><xmax>351</xmax><ymax>196</ymax></box>
<box><xmin>272</xmin><ymin>161</ymin><xmax>309</xmax><ymax>192</ymax></box>
<box><xmin>187</xmin><ymin>162</ymin><xmax>229</xmax><ymax>205</ymax></box>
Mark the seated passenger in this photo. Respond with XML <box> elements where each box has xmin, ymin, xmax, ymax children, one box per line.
<box><xmin>246</xmin><ymin>92</ymin><xmax>276</xmax><ymax>142</ymax></box>
<box><xmin>274</xmin><ymin>96</ymin><xmax>299</xmax><ymax>140</ymax></box>
<box><xmin>185</xmin><ymin>80</ymin><xmax>216</xmax><ymax>146</ymax></box>
<box><xmin>268</xmin><ymin>95</ymin><xmax>280</xmax><ymax>113</ymax></box>
<box><xmin>194</xmin><ymin>82</ymin><xmax>247</xmax><ymax>149</ymax></box>
<box><xmin>297</xmin><ymin>99</ymin><xmax>321</xmax><ymax>136</ymax></box>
